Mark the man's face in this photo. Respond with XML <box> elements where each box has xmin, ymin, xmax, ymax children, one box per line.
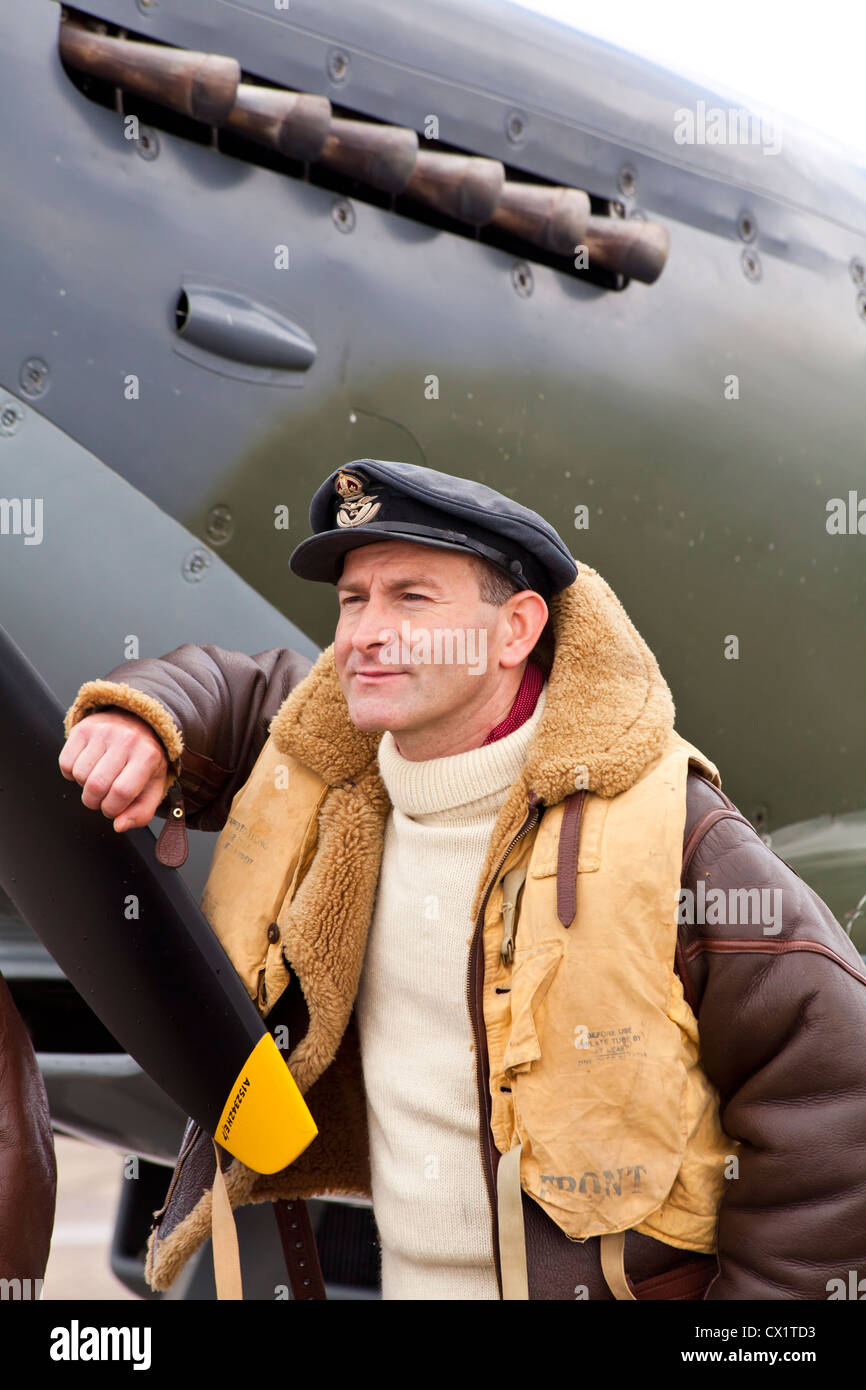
<box><xmin>332</xmin><ymin>539</ymin><xmax>545</xmax><ymax>751</ymax></box>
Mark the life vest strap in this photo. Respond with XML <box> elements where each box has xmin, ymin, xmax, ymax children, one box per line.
<box><xmin>497</xmin><ymin>1142</ymin><xmax>529</xmax><ymax>1299</ymax></box>
<box><xmin>211</xmin><ymin>1139</ymin><xmax>243</xmax><ymax>1300</ymax></box>
<box><xmin>600</xmin><ymin>1230</ymin><xmax>636</xmax><ymax>1300</ymax></box>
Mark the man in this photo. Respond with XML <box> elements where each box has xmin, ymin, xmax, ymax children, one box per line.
<box><xmin>59</xmin><ymin>459</ymin><xmax>866</xmax><ymax>1300</ymax></box>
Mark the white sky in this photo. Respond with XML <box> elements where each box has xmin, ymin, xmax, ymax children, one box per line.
<box><xmin>510</xmin><ymin>0</ymin><xmax>866</xmax><ymax>159</ymax></box>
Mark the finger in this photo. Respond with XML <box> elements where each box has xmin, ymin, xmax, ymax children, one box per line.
<box><xmin>58</xmin><ymin>725</ymin><xmax>89</xmax><ymax>779</ymax></box>
<box><xmin>99</xmin><ymin>753</ymin><xmax>165</xmax><ymax>822</ymax></box>
<box><xmin>59</xmin><ymin>721</ymin><xmax>107</xmax><ymax>781</ymax></box>
<box><xmin>113</xmin><ymin>777</ymin><xmax>169</xmax><ymax>833</ymax></box>
<box><xmin>78</xmin><ymin>745</ymin><xmax>131</xmax><ymax>812</ymax></box>
<box><xmin>69</xmin><ymin>737</ymin><xmax>115</xmax><ymax>801</ymax></box>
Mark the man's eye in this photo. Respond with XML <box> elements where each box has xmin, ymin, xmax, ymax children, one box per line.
<box><xmin>339</xmin><ymin>592</ymin><xmax>427</xmax><ymax>605</ymax></box>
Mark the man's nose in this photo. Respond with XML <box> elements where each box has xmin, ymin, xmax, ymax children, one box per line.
<box><xmin>350</xmin><ymin>594</ymin><xmax>395</xmax><ymax>650</ymax></box>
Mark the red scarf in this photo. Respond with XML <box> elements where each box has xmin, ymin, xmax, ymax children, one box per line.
<box><xmin>482</xmin><ymin>660</ymin><xmax>544</xmax><ymax>744</ymax></box>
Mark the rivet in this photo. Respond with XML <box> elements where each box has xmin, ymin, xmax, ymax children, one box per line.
<box><xmin>511</xmin><ymin>261</ymin><xmax>533</xmax><ymax>298</ymax></box>
<box><xmin>617</xmin><ymin>164</ymin><xmax>637</xmax><ymax>198</ymax></box>
<box><xmin>206</xmin><ymin>504</ymin><xmax>234</xmax><ymax>546</ymax></box>
<box><xmin>19</xmin><ymin>357</ymin><xmax>49</xmax><ymax>399</ymax></box>
<box><xmin>182</xmin><ymin>547</ymin><xmax>212</xmax><ymax>583</ymax></box>
<box><xmin>505</xmin><ymin>109</ymin><xmax>528</xmax><ymax>145</ymax></box>
<box><xmin>331</xmin><ymin>198</ymin><xmax>355</xmax><ymax>234</ymax></box>
<box><xmin>327</xmin><ymin>49</ymin><xmax>350</xmax><ymax>84</ymax></box>
<box><xmin>0</xmin><ymin>403</ymin><xmax>23</xmax><ymax>436</ymax></box>
<box><xmin>135</xmin><ymin>125</ymin><xmax>160</xmax><ymax>161</ymax></box>
<box><xmin>741</xmin><ymin>248</ymin><xmax>762</xmax><ymax>282</ymax></box>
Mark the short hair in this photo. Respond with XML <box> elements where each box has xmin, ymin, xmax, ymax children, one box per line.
<box><xmin>467</xmin><ymin>552</ymin><xmax>554</xmax><ymax>673</ymax></box>
<box><xmin>468</xmin><ymin>553</ymin><xmax>525</xmax><ymax>605</ymax></box>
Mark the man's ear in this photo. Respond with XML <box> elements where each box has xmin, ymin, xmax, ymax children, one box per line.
<box><xmin>501</xmin><ymin>590</ymin><xmax>549</xmax><ymax>667</ymax></box>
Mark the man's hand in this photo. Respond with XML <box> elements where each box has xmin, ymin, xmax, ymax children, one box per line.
<box><xmin>58</xmin><ymin>709</ymin><xmax>171</xmax><ymax>833</ymax></box>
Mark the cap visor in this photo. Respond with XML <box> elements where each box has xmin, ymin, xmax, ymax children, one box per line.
<box><xmin>288</xmin><ymin>527</ymin><xmax>476</xmax><ymax>582</ymax></box>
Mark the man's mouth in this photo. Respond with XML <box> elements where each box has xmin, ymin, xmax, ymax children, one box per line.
<box><xmin>353</xmin><ymin>669</ymin><xmax>408</xmax><ymax>683</ymax></box>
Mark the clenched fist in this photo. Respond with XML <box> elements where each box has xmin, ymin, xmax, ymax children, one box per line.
<box><xmin>58</xmin><ymin>709</ymin><xmax>171</xmax><ymax>833</ymax></box>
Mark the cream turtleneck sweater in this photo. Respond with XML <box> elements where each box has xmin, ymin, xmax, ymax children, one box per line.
<box><xmin>355</xmin><ymin>682</ymin><xmax>548</xmax><ymax>1300</ymax></box>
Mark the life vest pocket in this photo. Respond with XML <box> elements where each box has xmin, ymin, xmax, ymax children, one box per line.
<box><xmin>502</xmin><ymin>941</ymin><xmax>564</xmax><ymax>1075</ymax></box>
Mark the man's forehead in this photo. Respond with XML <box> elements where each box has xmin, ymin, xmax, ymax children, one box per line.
<box><xmin>336</xmin><ymin>542</ymin><xmax>473</xmax><ymax>589</ymax></box>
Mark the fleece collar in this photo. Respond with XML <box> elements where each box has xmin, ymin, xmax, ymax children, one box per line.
<box><xmin>268</xmin><ymin>564</ymin><xmax>675</xmax><ymax>805</ymax></box>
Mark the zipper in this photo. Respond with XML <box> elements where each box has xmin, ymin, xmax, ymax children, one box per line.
<box><xmin>149</xmin><ymin>1118</ymin><xmax>202</xmax><ymax>1230</ymax></box>
<box><xmin>466</xmin><ymin>789</ymin><xmax>542</xmax><ymax>1297</ymax></box>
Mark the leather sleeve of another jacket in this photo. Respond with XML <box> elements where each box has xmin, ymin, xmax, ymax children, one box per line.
<box><xmin>0</xmin><ymin>970</ymin><xmax>57</xmax><ymax>1280</ymax></box>
<box><xmin>682</xmin><ymin>780</ymin><xmax>866</xmax><ymax>1300</ymax></box>
<box><xmin>63</xmin><ymin>644</ymin><xmax>314</xmax><ymax>832</ymax></box>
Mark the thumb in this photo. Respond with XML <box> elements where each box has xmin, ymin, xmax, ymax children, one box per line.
<box><xmin>114</xmin><ymin>774</ymin><xmax>170</xmax><ymax>834</ymax></box>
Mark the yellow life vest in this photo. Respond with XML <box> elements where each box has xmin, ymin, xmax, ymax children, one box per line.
<box><xmin>484</xmin><ymin>728</ymin><xmax>737</xmax><ymax>1254</ymax></box>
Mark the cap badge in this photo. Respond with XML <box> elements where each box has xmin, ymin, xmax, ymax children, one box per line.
<box><xmin>334</xmin><ymin>469</ymin><xmax>382</xmax><ymax>528</ymax></box>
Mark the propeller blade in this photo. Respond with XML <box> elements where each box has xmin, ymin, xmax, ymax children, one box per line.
<box><xmin>0</xmin><ymin>622</ymin><xmax>316</xmax><ymax>1175</ymax></box>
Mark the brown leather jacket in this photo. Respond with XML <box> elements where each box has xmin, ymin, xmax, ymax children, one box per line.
<box><xmin>0</xmin><ymin>970</ymin><xmax>57</xmax><ymax>1285</ymax></box>
<box><xmin>84</xmin><ymin>640</ymin><xmax>866</xmax><ymax>1301</ymax></box>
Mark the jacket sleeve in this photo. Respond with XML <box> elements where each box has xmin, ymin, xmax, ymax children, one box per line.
<box><xmin>62</xmin><ymin>643</ymin><xmax>315</xmax><ymax>832</ymax></box>
<box><xmin>0</xmin><ymin>970</ymin><xmax>57</xmax><ymax>1282</ymax></box>
<box><xmin>682</xmin><ymin>802</ymin><xmax>866</xmax><ymax>1300</ymax></box>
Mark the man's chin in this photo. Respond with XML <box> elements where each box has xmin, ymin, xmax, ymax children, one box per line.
<box><xmin>345</xmin><ymin>690</ymin><xmax>409</xmax><ymax>733</ymax></box>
